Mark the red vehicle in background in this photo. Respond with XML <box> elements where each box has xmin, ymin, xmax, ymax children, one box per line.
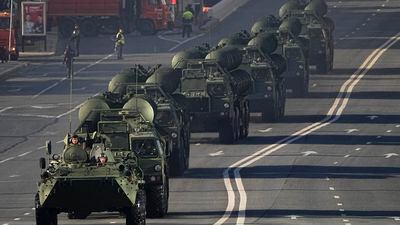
<box><xmin>0</xmin><ymin>11</ymin><xmax>18</xmax><ymax>60</ymax></box>
<box><xmin>47</xmin><ymin>0</ymin><xmax>173</xmax><ymax>37</ymax></box>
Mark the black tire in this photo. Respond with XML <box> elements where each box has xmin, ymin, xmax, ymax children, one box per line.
<box><xmin>81</xmin><ymin>19</ymin><xmax>98</xmax><ymax>37</ymax></box>
<box><xmin>138</xmin><ymin>20</ymin><xmax>156</xmax><ymax>35</ymax></box>
<box><xmin>316</xmin><ymin>55</ymin><xmax>329</xmax><ymax>74</ymax></box>
<box><xmin>67</xmin><ymin>211</ymin><xmax>91</xmax><ymax>219</ymax></box>
<box><xmin>233</xmin><ymin>108</ymin><xmax>240</xmax><ymax>141</ymax></box>
<box><xmin>169</xmin><ymin>143</ymin><xmax>185</xmax><ymax>177</ymax></box>
<box><xmin>218</xmin><ymin>117</ymin><xmax>235</xmax><ymax>144</ymax></box>
<box><xmin>58</xmin><ymin>18</ymin><xmax>75</xmax><ymax>38</ymax></box>
<box><xmin>10</xmin><ymin>51</ymin><xmax>18</xmax><ymax>61</ymax></box>
<box><xmin>126</xmin><ymin>190</ymin><xmax>146</xmax><ymax>225</ymax></box>
<box><xmin>146</xmin><ymin>182</ymin><xmax>168</xmax><ymax>218</ymax></box>
<box><xmin>35</xmin><ymin>193</ymin><xmax>58</xmax><ymax>225</ymax></box>
<box><xmin>101</xmin><ymin>18</ymin><xmax>120</xmax><ymax>34</ymax></box>
<box><xmin>292</xmin><ymin>72</ymin><xmax>309</xmax><ymax>97</ymax></box>
<box><xmin>183</xmin><ymin>130</ymin><xmax>190</xmax><ymax>170</ymax></box>
<box><xmin>239</xmin><ymin>106</ymin><xmax>248</xmax><ymax>139</ymax></box>
<box><xmin>261</xmin><ymin>85</ymin><xmax>280</xmax><ymax>122</ymax></box>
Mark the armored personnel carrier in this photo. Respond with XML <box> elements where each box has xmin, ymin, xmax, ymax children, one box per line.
<box><xmin>218</xmin><ymin>30</ymin><xmax>287</xmax><ymax>122</ymax></box>
<box><xmin>171</xmin><ymin>46</ymin><xmax>251</xmax><ymax>144</ymax></box>
<box><xmin>279</xmin><ymin>0</ymin><xmax>335</xmax><ymax>74</ymax></box>
<box><xmin>73</xmin><ymin>96</ymin><xmax>170</xmax><ymax>218</ymax></box>
<box><xmin>35</xmin><ymin>136</ymin><xmax>146</xmax><ymax>225</ymax></box>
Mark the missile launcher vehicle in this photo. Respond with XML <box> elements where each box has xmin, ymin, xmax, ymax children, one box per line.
<box><xmin>218</xmin><ymin>30</ymin><xmax>287</xmax><ymax>122</ymax></box>
<box><xmin>279</xmin><ymin>0</ymin><xmax>335</xmax><ymax>74</ymax></box>
<box><xmin>171</xmin><ymin>46</ymin><xmax>251</xmax><ymax>144</ymax></box>
<box><xmin>107</xmin><ymin>65</ymin><xmax>191</xmax><ymax>177</ymax></box>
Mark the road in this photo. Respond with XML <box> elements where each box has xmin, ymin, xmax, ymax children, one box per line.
<box><xmin>1</xmin><ymin>0</ymin><xmax>400</xmax><ymax>225</ymax></box>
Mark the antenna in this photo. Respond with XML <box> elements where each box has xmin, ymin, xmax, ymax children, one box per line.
<box><xmin>67</xmin><ymin>45</ymin><xmax>74</xmax><ymax>134</ymax></box>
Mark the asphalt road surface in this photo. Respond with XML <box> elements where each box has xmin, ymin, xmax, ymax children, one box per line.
<box><xmin>1</xmin><ymin>0</ymin><xmax>400</xmax><ymax>225</ymax></box>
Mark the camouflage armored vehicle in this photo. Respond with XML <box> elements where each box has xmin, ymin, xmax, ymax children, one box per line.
<box><xmin>171</xmin><ymin>46</ymin><xmax>251</xmax><ymax>144</ymax></box>
<box><xmin>251</xmin><ymin>15</ymin><xmax>310</xmax><ymax>96</ymax></box>
<box><xmin>107</xmin><ymin>66</ymin><xmax>191</xmax><ymax>177</ymax></box>
<box><xmin>279</xmin><ymin>0</ymin><xmax>335</xmax><ymax>74</ymax></box>
<box><xmin>218</xmin><ymin>30</ymin><xmax>287</xmax><ymax>122</ymax></box>
<box><xmin>35</xmin><ymin>136</ymin><xmax>146</xmax><ymax>225</ymax></box>
<box><xmin>73</xmin><ymin>96</ymin><xmax>170</xmax><ymax>218</ymax></box>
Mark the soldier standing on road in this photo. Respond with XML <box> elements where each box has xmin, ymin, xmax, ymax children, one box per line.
<box><xmin>182</xmin><ymin>7</ymin><xmax>194</xmax><ymax>38</ymax></box>
<box><xmin>115</xmin><ymin>28</ymin><xmax>125</xmax><ymax>60</ymax></box>
<box><xmin>63</xmin><ymin>45</ymin><xmax>75</xmax><ymax>78</ymax></box>
<box><xmin>70</xmin><ymin>25</ymin><xmax>80</xmax><ymax>56</ymax></box>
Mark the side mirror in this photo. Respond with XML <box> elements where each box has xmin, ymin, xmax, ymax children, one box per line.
<box><xmin>39</xmin><ymin>157</ymin><xmax>46</xmax><ymax>169</ymax></box>
<box><xmin>46</xmin><ymin>141</ymin><xmax>52</xmax><ymax>155</ymax></box>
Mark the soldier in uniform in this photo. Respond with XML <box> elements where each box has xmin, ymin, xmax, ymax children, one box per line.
<box><xmin>63</xmin><ymin>45</ymin><xmax>75</xmax><ymax>78</ymax></box>
<box><xmin>70</xmin><ymin>25</ymin><xmax>80</xmax><ymax>56</ymax></box>
<box><xmin>115</xmin><ymin>28</ymin><xmax>125</xmax><ymax>60</ymax></box>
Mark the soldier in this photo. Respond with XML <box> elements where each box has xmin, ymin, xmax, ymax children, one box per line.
<box><xmin>182</xmin><ymin>7</ymin><xmax>194</xmax><ymax>38</ymax></box>
<box><xmin>70</xmin><ymin>135</ymin><xmax>80</xmax><ymax>145</ymax></box>
<box><xmin>115</xmin><ymin>28</ymin><xmax>125</xmax><ymax>60</ymax></box>
<box><xmin>70</xmin><ymin>24</ymin><xmax>80</xmax><ymax>56</ymax></box>
<box><xmin>63</xmin><ymin>45</ymin><xmax>75</xmax><ymax>78</ymax></box>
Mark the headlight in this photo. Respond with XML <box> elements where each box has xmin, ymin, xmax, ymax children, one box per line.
<box><xmin>171</xmin><ymin>132</ymin><xmax>178</xmax><ymax>138</ymax></box>
<box><xmin>223</xmin><ymin>103</ymin><xmax>230</xmax><ymax>108</ymax></box>
<box><xmin>154</xmin><ymin>165</ymin><xmax>162</xmax><ymax>172</ymax></box>
<box><xmin>208</xmin><ymin>84</ymin><xmax>226</xmax><ymax>96</ymax></box>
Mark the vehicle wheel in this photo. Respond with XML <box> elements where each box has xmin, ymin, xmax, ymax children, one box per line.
<box><xmin>239</xmin><ymin>106</ymin><xmax>248</xmax><ymax>139</ymax></box>
<box><xmin>81</xmin><ymin>19</ymin><xmax>98</xmax><ymax>37</ymax></box>
<box><xmin>183</xmin><ymin>130</ymin><xmax>190</xmax><ymax>170</ymax></box>
<box><xmin>138</xmin><ymin>20</ymin><xmax>156</xmax><ymax>35</ymax></box>
<box><xmin>35</xmin><ymin>193</ymin><xmax>58</xmax><ymax>225</ymax></box>
<box><xmin>67</xmin><ymin>211</ymin><xmax>91</xmax><ymax>219</ymax></box>
<box><xmin>101</xmin><ymin>18</ymin><xmax>120</xmax><ymax>34</ymax></box>
<box><xmin>146</xmin><ymin>182</ymin><xmax>168</xmax><ymax>218</ymax></box>
<box><xmin>233</xmin><ymin>108</ymin><xmax>240</xmax><ymax>141</ymax></box>
<box><xmin>10</xmin><ymin>51</ymin><xmax>18</xmax><ymax>61</ymax></box>
<box><xmin>279</xmin><ymin>79</ymin><xmax>286</xmax><ymax>118</ymax></box>
<box><xmin>58</xmin><ymin>18</ymin><xmax>75</xmax><ymax>38</ymax></box>
<box><xmin>126</xmin><ymin>189</ymin><xmax>146</xmax><ymax>225</ymax></box>
<box><xmin>316</xmin><ymin>56</ymin><xmax>329</xmax><ymax>74</ymax></box>
<box><xmin>219</xmin><ymin>118</ymin><xmax>235</xmax><ymax>144</ymax></box>
<box><xmin>169</xmin><ymin>143</ymin><xmax>185</xmax><ymax>177</ymax></box>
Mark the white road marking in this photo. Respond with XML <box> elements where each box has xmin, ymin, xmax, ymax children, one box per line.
<box><xmin>257</xmin><ymin>128</ymin><xmax>272</xmax><ymax>133</ymax></box>
<box><xmin>110</xmin><ymin>222</ymin><xmax>117</xmax><ymax>224</ymax></box>
<box><xmin>0</xmin><ymin>157</ymin><xmax>16</xmax><ymax>164</ymax></box>
<box><xmin>38</xmin><ymin>145</ymin><xmax>46</xmax><ymax>149</ymax></box>
<box><xmin>325</xmin><ymin>177</ymin><xmax>330</xmax><ymax>181</ymax></box>
<box><xmin>209</xmin><ymin>151</ymin><xmax>224</xmax><ymax>157</ymax></box>
<box><xmin>367</xmin><ymin>17</ymin><xmax>371</xmax><ymax>21</ymax></box>
<box><xmin>334</xmin><ymin>195</ymin><xmax>340</xmax><ymax>199</ymax></box>
<box><xmin>343</xmin><ymin>219</ymin><xmax>349</xmax><ymax>222</ymax></box>
<box><xmin>23</xmin><ymin>213</ymin><xmax>30</xmax><ymax>216</ymax></box>
<box><xmin>386</xmin><ymin>130</ymin><xmax>392</xmax><ymax>133</ymax></box>
<box><xmin>9</xmin><ymin>174</ymin><xmax>19</xmax><ymax>178</ymax></box>
<box><xmin>1</xmin><ymin>113</ymin><xmax>56</xmax><ymax>118</ymax></box>
<box><xmin>382</xmin><ymin>4</ymin><xmax>386</xmax><ymax>7</ymax></box>
<box><xmin>384</xmin><ymin>153</ymin><xmax>399</xmax><ymax>158</ymax></box>
<box><xmin>31</xmin><ymin>105</ymin><xmax>57</xmax><ymax>109</ymax></box>
<box><xmin>329</xmin><ymin>187</ymin><xmax>335</xmax><ymax>190</ymax></box>
<box><xmin>334</xmin><ymin>161</ymin><xmax>338</xmax><ymax>164</ymax></box>
<box><xmin>366</xmin><ymin>141</ymin><xmax>372</xmax><ymax>145</ymax></box>
<box><xmin>32</xmin><ymin>53</ymin><xmax>113</xmax><ymax>98</ymax></box>
<box><xmin>344</xmin><ymin>154</ymin><xmax>350</xmax><ymax>158</ymax></box>
<box><xmin>169</xmin><ymin>33</ymin><xmax>205</xmax><ymax>51</ymax></box>
<box><xmin>0</xmin><ymin>106</ymin><xmax>13</xmax><ymax>113</ymax></box>
<box><xmin>288</xmin><ymin>215</ymin><xmax>299</xmax><ymax>220</ymax></box>
<box><xmin>18</xmin><ymin>151</ymin><xmax>32</xmax><ymax>157</ymax></box>
<box><xmin>56</xmin><ymin>102</ymin><xmax>86</xmax><ymax>119</ymax></box>
<box><xmin>7</xmin><ymin>88</ymin><xmax>21</xmax><ymax>92</ymax></box>
<box><xmin>56</xmin><ymin>139</ymin><xmax>64</xmax><ymax>144</ymax></box>
<box><xmin>157</xmin><ymin>33</ymin><xmax>182</xmax><ymax>44</ymax></box>
<box><xmin>345</xmin><ymin>128</ymin><xmax>359</xmax><ymax>133</ymax></box>
<box><xmin>312</xmin><ymin>83</ymin><xmax>317</xmax><ymax>87</ymax></box>
<box><xmin>362</xmin><ymin>23</ymin><xmax>366</xmax><ymax>26</ymax></box>
<box><xmin>377</xmin><ymin>9</ymin><xmax>381</xmax><ymax>12</ymax></box>
<box><xmin>301</xmin><ymin>151</ymin><xmax>318</xmax><ymax>157</ymax></box>
<box><xmin>367</xmin><ymin>115</ymin><xmax>378</xmax><ymax>120</ymax></box>
<box><xmin>396</xmin><ymin>125</ymin><xmax>400</xmax><ymax>128</ymax></box>
<box><xmin>390</xmin><ymin>217</ymin><xmax>400</xmax><ymax>221</ymax></box>
<box><xmin>337</xmin><ymin>203</ymin><xmax>343</xmax><ymax>206</ymax></box>
<box><xmin>13</xmin><ymin>218</ymin><xmax>20</xmax><ymax>221</ymax></box>
<box><xmin>345</xmin><ymin>223</ymin><xmax>351</xmax><ymax>225</ymax></box>
<box><xmin>195</xmin><ymin>143</ymin><xmax>201</xmax><ymax>146</ymax></box>
<box><xmin>355</xmin><ymin>147</ymin><xmax>361</xmax><ymax>151</ymax></box>
<box><xmin>137</xmin><ymin>30</ymin><xmax>400</xmax><ymax>225</ymax></box>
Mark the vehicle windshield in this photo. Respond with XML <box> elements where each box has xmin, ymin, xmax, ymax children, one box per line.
<box><xmin>0</xmin><ymin>18</ymin><xmax>10</xmax><ymax>29</ymax></box>
<box><xmin>155</xmin><ymin>110</ymin><xmax>176</xmax><ymax>126</ymax></box>
<box><xmin>104</xmin><ymin>133</ymin><xmax>129</xmax><ymax>150</ymax></box>
<box><xmin>131</xmin><ymin>138</ymin><xmax>159</xmax><ymax>157</ymax></box>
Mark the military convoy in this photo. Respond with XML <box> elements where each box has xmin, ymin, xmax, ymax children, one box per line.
<box><xmin>35</xmin><ymin>0</ymin><xmax>334</xmax><ymax>223</ymax></box>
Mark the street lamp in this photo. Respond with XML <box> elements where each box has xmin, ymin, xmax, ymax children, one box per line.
<box><xmin>8</xmin><ymin>0</ymin><xmax>13</xmax><ymax>61</ymax></box>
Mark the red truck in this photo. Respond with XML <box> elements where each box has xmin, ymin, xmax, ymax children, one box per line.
<box><xmin>47</xmin><ymin>0</ymin><xmax>173</xmax><ymax>37</ymax></box>
<box><xmin>0</xmin><ymin>11</ymin><xmax>18</xmax><ymax>60</ymax></box>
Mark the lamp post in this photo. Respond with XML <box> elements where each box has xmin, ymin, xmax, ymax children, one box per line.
<box><xmin>8</xmin><ymin>0</ymin><xmax>13</xmax><ymax>61</ymax></box>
